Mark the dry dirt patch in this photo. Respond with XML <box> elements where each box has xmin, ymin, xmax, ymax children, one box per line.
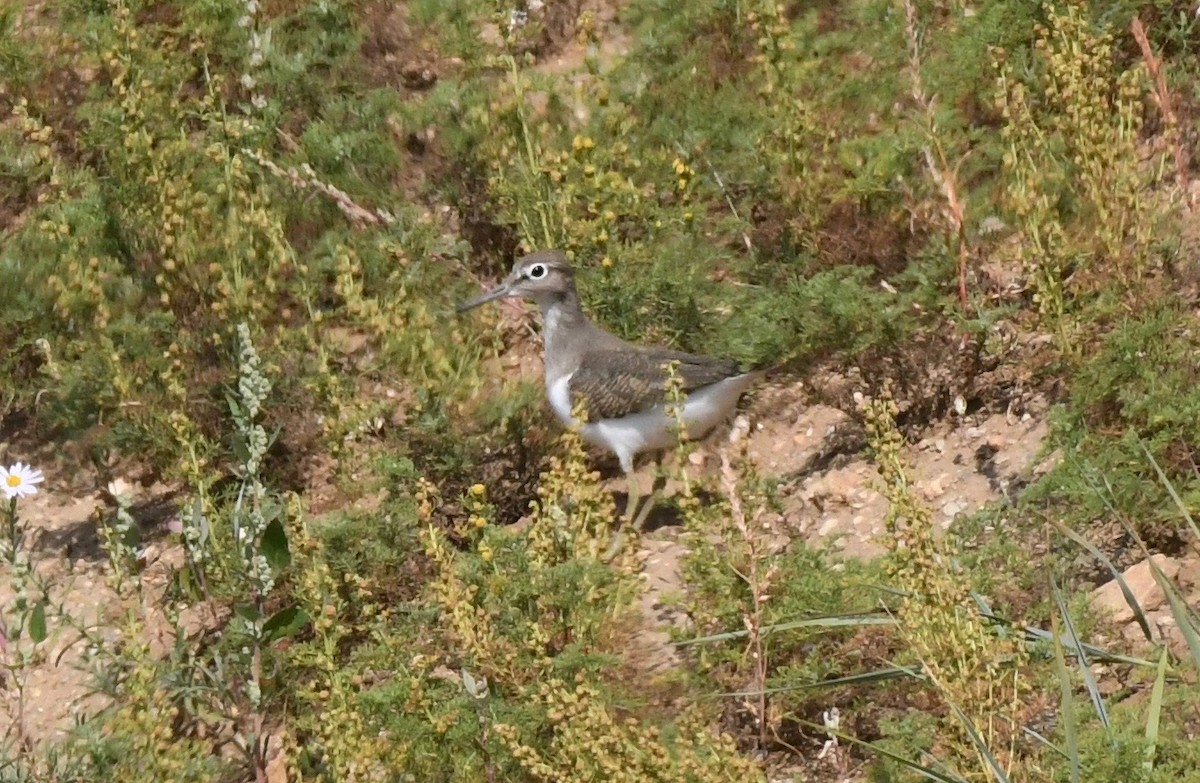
<box><xmin>1</xmin><ymin>489</ymin><xmax>114</xmax><ymax>745</ymax></box>
<box><xmin>627</xmin><ymin>382</ymin><xmax>1053</xmax><ymax>687</ymax></box>
<box><xmin>0</xmin><ymin>462</ymin><xmax>186</xmax><ymax>748</ymax></box>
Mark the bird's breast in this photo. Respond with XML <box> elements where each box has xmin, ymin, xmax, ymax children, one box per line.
<box><xmin>546</xmin><ymin>372</ymin><xmax>577</xmax><ymax>426</ymax></box>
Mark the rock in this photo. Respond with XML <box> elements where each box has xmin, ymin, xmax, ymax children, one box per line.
<box><xmin>478</xmin><ymin>23</ymin><xmax>502</xmax><ymax>47</ymax></box>
<box><xmin>920</xmin><ymin>473</ymin><xmax>949</xmax><ymax>501</ymax></box>
<box><xmin>180</xmin><ymin>601</ymin><xmax>233</xmax><ymax>640</ymax></box>
<box><xmin>401</xmin><ymin>62</ymin><xmax>437</xmax><ymax>90</ymax></box>
<box><xmin>802</xmin><ymin>464</ymin><xmax>874</xmax><ymax>507</ymax></box>
<box><xmin>1121</xmin><ymin>608</ymin><xmax>1196</xmax><ymax>660</ymax></box>
<box><xmin>1175</xmin><ymin>554</ymin><xmax>1200</xmax><ymax>593</ymax></box>
<box><xmin>941</xmin><ymin>498</ymin><xmax>968</xmax><ymax>519</ymax></box>
<box><xmin>1089</xmin><ymin>554</ymin><xmax>1181</xmax><ymax>625</ymax></box>
<box><xmin>265</xmin><ymin>732</ymin><xmax>290</xmax><ymax>783</ymax></box>
<box><xmin>1032</xmin><ymin>448</ymin><xmax>1064</xmax><ymax>477</ymax></box>
<box><xmin>325</xmin><ymin>327</ymin><xmax>369</xmax><ymax>356</ymax></box>
<box><xmin>817</xmin><ymin>517</ymin><xmax>840</xmax><ymax>537</ymax></box>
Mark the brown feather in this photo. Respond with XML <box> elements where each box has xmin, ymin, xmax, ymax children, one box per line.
<box><xmin>568</xmin><ymin>347</ymin><xmax>742</xmax><ymax>422</ymax></box>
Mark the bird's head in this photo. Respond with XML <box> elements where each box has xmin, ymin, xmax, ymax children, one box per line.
<box><xmin>456</xmin><ymin>250</ymin><xmax>577</xmax><ymax>312</ymax></box>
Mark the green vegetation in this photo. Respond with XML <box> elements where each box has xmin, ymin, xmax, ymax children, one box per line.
<box><xmin>2</xmin><ymin>0</ymin><xmax>1200</xmax><ymax>780</ymax></box>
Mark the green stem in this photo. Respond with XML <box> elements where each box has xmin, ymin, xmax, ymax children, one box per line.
<box><xmin>4</xmin><ymin>497</ymin><xmax>17</xmax><ymax>565</ymax></box>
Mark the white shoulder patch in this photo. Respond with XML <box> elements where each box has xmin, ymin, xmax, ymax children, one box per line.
<box><xmin>547</xmin><ymin>373</ymin><xmax>576</xmax><ymax>426</ymax></box>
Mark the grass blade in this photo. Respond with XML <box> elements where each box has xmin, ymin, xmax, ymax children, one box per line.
<box><xmin>1098</xmin><ymin>479</ymin><xmax>1200</xmax><ymax>671</ymax></box>
<box><xmin>1020</xmin><ymin>724</ymin><xmax>1068</xmax><ymax>760</ymax></box>
<box><xmin>1139</xmin><ymin>440</ymin><xmax>1200</xmax><ymax>541</ymax></box>
<box><xmin>1051</xmin><ymin>609</ymin><xmax>1081</xmax><ymax>783</ymax></box>
<box><xmin>794</xmin><ymin>718</ymin><xmax>968</xmax><ymax>783</ymax></box>
<box><xmin>1052</xmin><ymin>520</ymin><xmax>1153</xmax><ymax>642</ymax></box>
<box><xmin>1018</xmin><ymin>625</ymin><xmax>1155</xmax><ymax>666</ymax></box>
<box><xmin>717</xmin><ymin>665</ymin><xmax>920</xmax><ymax>697</ymax></box>
<box><xmin>971</xmin><ymin>598</ymin><xmax>1155</xmax><ymax>666</ymax></box>
<box><xmin>1150</xmin><ymin>562</ymin><xmax>1200</xmax><ymax>669</ymax></box>
<box><xmin>912</xmin><ymin>646</ymin><xmax>1013</xmax><ymax>783</ymax></box>
<box><xmin>676</xmin><ymin>612</ymin><xmax>894</xmax><ymax>646</ymax></box>
<box><xmin>1051</xmin><ymin>576</ymin><xmax>1110</xmax><ymax>733</ymax></box>
<box><xmin>1144</xmin><ymin>646</ymin><xmax>1168</xmax><ymax>773</ymax></box>
<box><xmin>943</xmin><ymin>698</ymin><xmax>1012</xmax><ymax>783</ymax></box>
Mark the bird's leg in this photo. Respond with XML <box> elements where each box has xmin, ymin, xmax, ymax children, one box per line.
<box><xmin>623</xmin><ymin>469</ymin><xmax>641</xmax><ymax>525</ymax></box>
<box><xmin>604</xmin><ymin>465</ymin><xmax>643</xmax><ymax>557</ymax></box>
<box><xmin>630</xmin><ymin>453</ymin><xmax>664</xmax><ymax>533</ymax></box>
<box><xmin>606</xmin><ymin>455</ymin><xmax>667</xmax><ymax>561</ymax></box>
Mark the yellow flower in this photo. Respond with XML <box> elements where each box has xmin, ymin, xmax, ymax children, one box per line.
<box><xmin>470</xmin><ymin>483</ymin><xmax>486</xmax><ymax>497</ymax></box>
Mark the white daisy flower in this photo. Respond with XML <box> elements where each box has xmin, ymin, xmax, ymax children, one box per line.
<box><xmin>2</xmin><ymin>462</ymin><xmax>44</xmax><ymax>499</ymax></box>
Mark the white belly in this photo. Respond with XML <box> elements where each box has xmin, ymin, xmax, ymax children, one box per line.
<box><xmin>546</xmin><ymin>372</ymin><xmax>757</xmax><ymax>473</ymax></box>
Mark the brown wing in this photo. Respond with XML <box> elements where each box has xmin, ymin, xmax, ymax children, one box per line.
<box><xmin>568</xmin><ymin>348</ymin><xmax>741</xmax><ymax>422</ymax></box>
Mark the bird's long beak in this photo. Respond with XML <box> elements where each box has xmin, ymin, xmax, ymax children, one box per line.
<box><xmin>455</xmin><ymin>279</ymin><xmax>514</xmax><ymax>313</ymax></box>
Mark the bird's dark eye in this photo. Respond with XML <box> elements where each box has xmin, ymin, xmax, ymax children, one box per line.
<box><xmin>528</xmin><ymin>264</ymin><xmax>547</xmax><ymax>279</ymax></box>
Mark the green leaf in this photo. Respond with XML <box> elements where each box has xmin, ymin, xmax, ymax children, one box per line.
<box><xmin>1094</xmin><ymin>473</ymin><xmax>1200</xmax><ymax>670</ymax></box>
<box><xmin>190</xmin><ymin>497</ymin><xmax>210</xmax><ymax>547</ymax></box>
<box><xmin>1052</xmin><ymin>520</ymin><xmax>1152</xmax><ymax>642</ymax></box>
<box><xmin>173</xmin><ymin>566</ymin><xmax>197</xmax><ymax>600</ymax></box>
<box><xmin>261</xmin><ymin>518</ymin><xmax>291</xmax><ymax>571</ymax></box>
<box><xmin>1144</xmin><ymin>646</ymin><xmax>1168</xmax><ymax>773</ymax></box>
<box><xmin>261</xmin><ymin>497</ymin><xmax>284</xmax><ymax>526</ymax></box>
<box><xmin>462</xmin><ymin>668</ymin><xmax>488</xmax><ymax>700</ymax></box>
<box><xmin>262</xmin><ymin>605</ymin><xmax>310</xmax><ymax>643</ymax></box>
<box><xmin>677</xmin><ymin>612</ymin><xmax>893</xmax><ymax>646</ymax></box>
<box><xmin>1140</xmin><ymin>440</ymin><xmax>1200</xmax><ymax>541</ymax></box>
<box><xmin>1149</xmin><ymin>562</ymin><xmax>1200</xmax><ymax>669</ymax></box>
<box><xmin>1018</xmin><ymin>625</ymin><xmax>1155</xmax><ymax>666</ymax></box>
<box><xmin>1051</xmin><ymin>577</ymin><xmax>1110</xmax><ymax>734</ymax></box>
<box><xmin>1020</xmin><ymin>724</ymin><xmax>1068</xmax><ymax>760</ymax></box>
<box><xmin>944</xmin><ymin>698</ymin><xmax>1012</xmax><ymax>783</ymax></box>
<box><xmin>794</xmin><ymin>718</ymin><xmax>969</xmax><ymax>783</ymax></box>
<box><xmin>1051</xmin><ymin>610</ymin><xmax>1081</xmax><ymax>783</ymax></box>
<box><xmin>29</xmin><ymin>601</ymin><xmax>47</xmax><ymax>644</ymax></box>
<box><xmin>719</xmin><ymin>665</ymin><xmax>920</xmax><ymax>697</ymax></box>
<box><xmin>232</xmin><ymin>437</ymin><xmax>252</xmax><ymax>468</ymax></box>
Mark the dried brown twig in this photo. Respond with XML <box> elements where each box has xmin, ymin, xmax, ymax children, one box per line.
<box><xmin>720</xmin><ymin>417</ymin><xmax>778</xmax><ymax>748</ymax></box>
<box><xmin>1131</xmin><ymin>17</ymin><xmax>1192</xmax><ymax>208</ymax></box>
<box><xmin>901</xmin><ymin>0</ymin><xmax>972</xmax><ymax>310</ymax></box>
<box><xmin>245</xmin><ymin>150</ymin><xmax>395</xmax><ymax>227</ymax></box>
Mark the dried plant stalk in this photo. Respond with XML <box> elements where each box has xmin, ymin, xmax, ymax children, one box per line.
<box><xmin>1130</xmin><ymin>17</ymin><xmax>1191</xmax><ymax>207</ymax></box>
